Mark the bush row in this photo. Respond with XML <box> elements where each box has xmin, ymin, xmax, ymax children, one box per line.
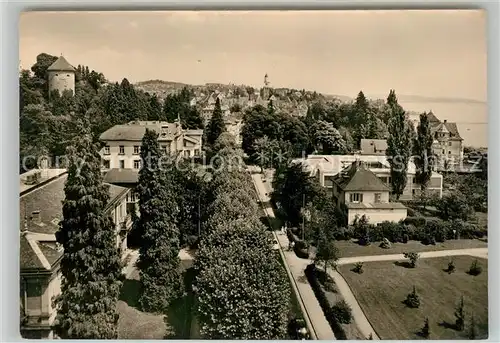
<box><xmin>304</xmin><ymin>264</ymin><xmax>347</xmax><ymax>340</ymax></box>
<box><xmin>332</xmin><ymin>218</ymin><xmax>486</xmax><ymax>243</ymax></box>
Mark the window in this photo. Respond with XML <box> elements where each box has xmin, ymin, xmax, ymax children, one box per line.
<box><xmin>119</xmin><ymin>146</ymin><xmax>125</xmax><ymax>155</ymax></box>
<box><xmin>162</xmin><ymin>145</ymin><xmax>170</xmax><ymax>154</ymax></box>
<box><xmin>349</xmin><ymin>193</ymin><xmax>363</xmax><ymax>203</ymax></box>
<box><xmin>184</xmin><ymin>150</ymin><xmax>191</xmax><ymax>158</ymax></box>
<box><xmin>448</xmin><ymin>151</ymin><xmax>451</xmax><ymax>154</ymax></box>
<box><xmin>104</xmin><ymin>146</ymin><xmax>110</xmax><ymax>155</ymax></box>
<box><xmin>102</xmin><ymin>159</ymin><xmax>110</xmax><ymax>169</ymax></box>
<box><xmin>133</xmin><ymin>146</ymin><xmax>140</xmax><ymax>155</ymax></box>
<box><xmin>374</xmin><ymin>193</ymin><xmax>381</xmax><ymax>203</ymax></box>
<box><xmin>134</xmin><ymin>160</ymin><xmax>141</xmax><ymax>169</ymax></box>
<box><xmin>194</xmin><ymin>149</ymin><xmax>200</xmax><ymax>156</ymax></box>
<box><xmin>442</xmin><ymin>149</ymin><xmax>445</xmax><ymax>154</ymax></box>
<box><xmin>448</xmin><ymin>141</ymin><xmax>452</xmax><ymax>146</ymax></box>
<box><xmin>184</xmin><ymin>140</ymin><xmax>188</xmax><ymax>147</ymax></box>
<box><xmin>119</xmin><ymin>160</ymin><xmax>125</xmax><ymax>169</ymax></box>
<box><xmin>413</xmin><ymin>177</ymin><xmax>418</xmax><ymax>184</ymax></box>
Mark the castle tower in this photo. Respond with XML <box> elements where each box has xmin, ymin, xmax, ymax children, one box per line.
<box><xmin>47</xmin><ymin>55</ymin><xmax>76</xmax><ymax>97</ymax></box>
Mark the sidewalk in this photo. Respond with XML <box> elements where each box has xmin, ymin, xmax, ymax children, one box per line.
<box><xmin>251</xmin><ymin>171</ymin><xmax>336</xmax><ymax>340</ymax></box>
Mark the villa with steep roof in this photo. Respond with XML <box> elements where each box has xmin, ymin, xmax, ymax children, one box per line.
<box><xmin>332</xmin><ymin>161</ymin><xmax>407</xmax><ymax>224</ymax></box>
<box><xmin>99</xmin><ymin>120</ymin><xmax>203</xmax><ymax>185</ymax></box>
<box><xmin>430</xmin><ymin>119</ymin><xmax>464</xmax><ymax>167</ymax></box>
<box><xmin>19</xmin><ymin>169</ymin><xmax>132</xmax><ymax>339</ymax></box>
<box><xmin>47</xmin><ymin>55</ymin><xmax>76</xmax><ymax>97</ymax></box>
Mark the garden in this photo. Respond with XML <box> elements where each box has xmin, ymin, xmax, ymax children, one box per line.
<box><xmin>338</xmin><ymin>255</ymin><xmax>488</xmax><ymax>340</ymax></box>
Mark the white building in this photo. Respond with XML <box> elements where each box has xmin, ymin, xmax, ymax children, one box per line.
<box><xmin>99</xmin><ymin>120</ymin><xmax>203</xmax><ymax>172</ymax></box>
<box><xmin>295</xmin><ymin>154</ymin><xmax>443</xmax><ymax>200</ymax></box>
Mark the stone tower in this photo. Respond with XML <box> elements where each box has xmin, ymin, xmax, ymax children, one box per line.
<box><xmin>262</xmin><ymin>73</ymin><xmax>270</xmax><ymax>100</ymax></box>
<box><xmin>47</xmin><ymin>55</ymin><xmax>76</xmax><ymax>97</ymax></box>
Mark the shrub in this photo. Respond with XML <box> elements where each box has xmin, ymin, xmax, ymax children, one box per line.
<box><xmin>421</xmin><ymin>317</ymin><xmax>430</xmax><ymax>339</ymax></box>
<box><xmin>324</xmin><ymin>279</ymin><xmax>337</xmax><ymax>293</ymax></box>
<box><xmin>331</xmin><ymin>300</ymin><xmax>353</xmax><ymax>324</ymax></box>
<box><xmin>377</xmin><ymin>221</ymin><xmax>404</xmax><ymax>242</ymax></box>
<box><xmin>403</xmin><ymin>252</ymin><xmax>420</xmax><ymax>268</ymax></box>
<box><xmin>304</xmin><ymin>264</ymin><xmax>347</xmax><ymax>339</ymax></box>
<box><xmin>425</xmin><ymin>219</ymin><xmax>449</xmax><ymax>243</ymax></box>
<box><xmin>407</xmin><ymin>207</ymin><xmax>417</xmax><ymax>217</ymax></box>
<box><xmin>405</xmin><ymin>286</ymin><xmax>420</xmax><ymax>308</ymax></box>
<box><xmin>455</xmin><ymin>296</ymin><xmax>465</xmax><ymax>331</ymax></box>
<box><xmin>422</xmin><ymin>234</ymin><xmax>436</xmax><ymax>245</ymax></box>
<box><xmin>352</xmin><ymin>262</ymin><xmax>364</xmax><ymax>274</ymax></box>
<box><xmin>468</xmin><ymin>259</ymin><xmax>482</xmax><ymax>276</ymax></box>
<box><xmin>404</xmin><ymin>216</ymin><xmax>427</xmax><ymax>229</ymax></box>
<box><xmin>402</xmin><ymin>233</ymin><xmax>409</xmax><ymax>243</ymax></box>
<box><xmin>446</xmin><ymin>259</ymin><xmax>456</xmax><ymax>274</ymax></box>
<box><xmin>379</xmin><ymin>238</ymin><xmax>392</xmax><ymax>249</ymax></box>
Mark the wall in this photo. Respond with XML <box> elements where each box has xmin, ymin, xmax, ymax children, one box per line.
<box><xmin>344</xmin><ymin>190</ymin><xmax>390</xmax><ymax>204</ymax></box>
<box><xmin>48</xmin><ymin>71</ymin><xmax>75</xmax><ymax>96</ymax></box>
<box><xmin>348</xmin><ymin>208</ymin><xmax>407</xmax><ymax>225</ymax></box>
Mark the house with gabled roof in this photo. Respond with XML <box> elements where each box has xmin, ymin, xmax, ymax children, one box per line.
<box><xmin>332</xmin><ymin>161</ymin><xmax>407</xmax><ymax>224</ymax></box>
<box><xmin>430</xmin><ymin>119</ymin><xmax>464</xmax><ymax>166</ymax></box>
<box><xmin>19</xmin><ymin>169</ymin><xmax>132</xmax><ymax>338</ymax></box>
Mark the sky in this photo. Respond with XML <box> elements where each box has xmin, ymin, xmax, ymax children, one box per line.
<box><xmin>19</xmin><ymin>10</ymin><xmax>487</xmax><ymax>102</ymax></box>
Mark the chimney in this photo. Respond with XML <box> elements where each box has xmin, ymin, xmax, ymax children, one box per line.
<box><xmin>444</xmin><ymin>119</ymin><xmax>447</xmax><ymax>124</ymax></box>
<box><xmin>31</xmin><ymin>210</ymin><xmax>41</xmax><ymax>225</ymax></box>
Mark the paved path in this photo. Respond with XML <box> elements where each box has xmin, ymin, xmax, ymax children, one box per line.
<box><xmin>250</xmin><ymin>169</ymin><xmax>336</xmax><ymax>340</ymax></box>
<box><xmin>337</xmin><ymin>248</ymin><xmax>488</xmax><ymax>265</ymax></box>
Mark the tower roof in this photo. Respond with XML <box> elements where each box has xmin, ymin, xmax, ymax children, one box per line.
<box><xmin>47</xmin><ymin>55</ymin><xmax>76</xmax><ymax>72</ymax></box>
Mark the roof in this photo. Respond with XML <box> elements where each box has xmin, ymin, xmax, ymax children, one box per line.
<box><xmin>426</xmin><ymin>111</ymin><xmax>441</xmax><ymax>124</ymax></box>
<box><xmin>333</xmin><ymin>161</ymin><xmax>391</xmax><ymax>192</ymax></box>
<box><xmin>20</xmin><ymin>170</ymin><xmax>129</xmax><ymax>271</ymax></box>
<box><xmin>431</xmin><ymin>121</ymin><xmax>463</xmax><ymax>140</ymax></box>
<box><xmin>347</xmin><ymin>202</ymin><xmax>407</xmax><ymax>210</ymax></box>
<box><xmin>100</xmin><ymin>121</ymin><xmax>179</xmax><ymax>141</ymax></box>
<box><xmin>360</xmin><ymin>139</ymin><xmax>388</xmax><ymax>154</ymax></box>
<box><xmin>103</xmin><ymin>168</ymin><xmax>139</xmax><ymax>184</ymax></box>
<box><xmin>47</xmin><ymin>56</ymin><xmax>76</xmax><ymax>72</ymax></box>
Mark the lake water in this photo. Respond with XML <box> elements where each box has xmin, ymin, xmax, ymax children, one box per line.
<box><xmin>399</xmin><ymin>101</ymin><xmax>488</xmax><ymax>148</ymax></box>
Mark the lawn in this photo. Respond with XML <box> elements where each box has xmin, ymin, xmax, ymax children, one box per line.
<box><xmin>117</xmin><ymin>267</ymin><xmax>196</xmax><ymax>339</ymax></box>
<box><xmin>338</xmin><ymin>255</ymin><xmax>488</xmax><ymax>340</ymax></box>
<box><xmin>336</xmin><ymin>239</ymin><xmax>487</xmax><ymax>258</ymax></box>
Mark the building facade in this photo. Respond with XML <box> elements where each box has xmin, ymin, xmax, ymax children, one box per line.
<box><xmin>47</xmin><ymin>55</ymin><xmax>75</xmax><ymax>97</ymax></box>
<box><xmin>19</xmin><ymin>169</ymin><xmax>132</xmax><ymax>339</ymax></box>
<box><xmin>99</xmin><ymin>120</ymin><xmax>203</xmax><ymax>171</ymax></box>
<box><xmin>430</xmin><ymin>119</ymin><xmax>464</xmax><ymax>167</ymax></box>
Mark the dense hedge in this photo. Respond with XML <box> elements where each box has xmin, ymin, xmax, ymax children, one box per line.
<box><xmin>334</xmin><ymin>217</ymin><xmax>487</xmax><ymax>244</ymax></box>
<box><xmin>304</xmin><ymin>264</ymin><xmax>347</xmax><ymax>340</ymax></box>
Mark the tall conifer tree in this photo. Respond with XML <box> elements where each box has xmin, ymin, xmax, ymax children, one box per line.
<box><xmin>206</xmin><ymin>98</ymin><xmax>226</xmax><ymax>146</ymax></box>
<box><xmin>136</xmin><ymin>129</ymin><xmax>182</xmax><ymax>313</ymax></box>
<box><xmin>415</xmin><ymin>112</ymin><xmax>435</xmax><ymax>190</ymax></box>
<box><xmin>54</xmin><ymin>122</ymin><xmax>122</xmax><ymax>339</ymax></box>
<box><xmin>386</xmin><ymin>90</ymin><xmax>412</xmax><ymax>199</ymax></box>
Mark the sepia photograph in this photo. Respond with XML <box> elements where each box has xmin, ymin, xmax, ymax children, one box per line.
<box><xmin>18</xmin><ymin>10</ymin><xmax>487</xmax><ymax>340</ymax></box>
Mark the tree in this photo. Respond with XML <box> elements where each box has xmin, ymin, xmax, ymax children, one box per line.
<box><xmin>403</xmin><ymin>252</ymin><xmax>420</xmax><ymax>268</ymax></box>
<box><xmin>436</xmin><ymin>190</ymin><xmax>473</xmax><ymax>221</ymax></box>
<box><xmin>148</xmin><ymin>94</ymin><xmax>162</xmax><ymax>120</ymax></box>
<box><xmin>314</xmin><ymin>229</ymin><xmax>340</xmax><ymax>274</ymax></box>
<box><xmin>310</xmin><ymin>120</ymin><xmax>348</xmax><ymax>154</ymax></box>
<box><xmin>31</xmin><ymin>53</ymin><xmax>58</xmax><ymax>80</ymax></box>
<box><xmin>386</xmin><ymin>90</ymin><xmax>412</xmax><ymax>199</ymax></box>
<box><xmin>54</xmin><ymin>122</ymin><xmax>122</xmax><ymax>339</ymax></box>
<box><xmin>206</xmin><ymin>97</ymin><xmax>226</xmax><ymax>147</ymax></box>
<box><xmin>455</xmin><ymin>296</ymin><xmax>465</xmax><ymax>331</ymax></box>
<box><xmin>421</xmin><ymin>317</ymin><xmax>430</xmax><ymax>339</ymax></box>
<box><xmin>404</xmin><ymin>285</ymin><xmax>420</xmax><ymax>308</ymax></box>
<box><xmin>468</xmin><ymin>313</ymin><xmax>477</xmax><ymax>339</ymax></box>
<box><xmin>136</xmin><ymin>129</ymin><xmax>183</xmax><ymax>313</ymax></box>
<box><xmin>415</xmin><ymin>112</ymin><xmax>435</xmax><ymax>190</ymax></box>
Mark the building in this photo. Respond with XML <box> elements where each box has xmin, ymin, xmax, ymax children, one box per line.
<box><xmin>19</xmin><ymin>169</ymin><xmax>132</xmax><ymax>339</ymax></box>
<box><xmin>47</xmin><ymin>55</ymin><xmax>75</xmax><ymax>97</ymax></box>
<box><xmin>225</xmin><ymin>118</ymin><xmax>243</xmax><ymax>146</ymax></box>
<box><xmin>99</xmin><ymin>120</ymin><xmax>203</xmax><ymax>173</ymax></box>
<box><xmin>360</xmin><ymin>139</ymin><xmax>388</xmax><ymax>156</ymax></box>
<box><xmin>331</xmin><ymin>161</ymin><xmax>407</xmax><ymax>224</ymax></box>
<box><xmin>408</xmin><ymin>112</ymin><xmax>463</xmax><ymax>167</ymax></box>
<box><xmin>430</xmin><ymin>119</ymin><xmax>464</xmax><ymax>167</ymax></box>
<box><xmin>296</xmin><ymin>154</ymin><xmax>443</xmax><ymax>200</ymax></box>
